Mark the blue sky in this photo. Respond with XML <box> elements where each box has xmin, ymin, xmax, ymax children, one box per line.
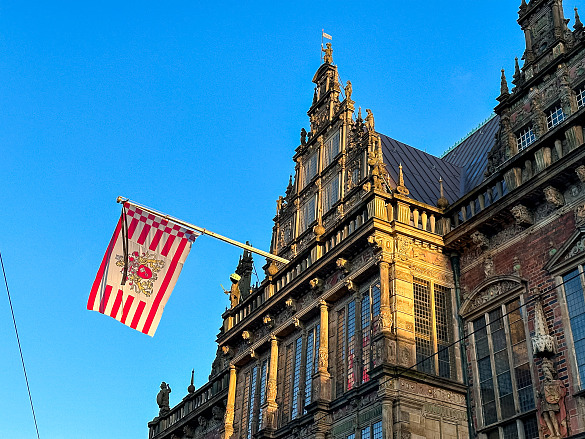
<box><xmin>0</xmin><ymin>1</ymin><xmax>576</xmax><ymax>438</ymax></box>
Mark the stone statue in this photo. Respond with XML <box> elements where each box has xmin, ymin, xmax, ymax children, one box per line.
<box><xmin>484</xmin><ymin>255</ymin><xmax>494</xmax><ymax>278</ymax></box>
<box><xmin>539</xmin><ymin>358</ymin><xmax>566</xmax><ymax>438</ymax></box>
<box><xmin>365</xmin><ymin>109</ymin><xmax>375</xmax><ymax>132</ymax></box>
<box><xmin>300</xmin><ymin>128</ymin><xmax>307</xmax><ymax>146</ymax></box>
<box><xmin>157</xmin><ymin>382</ymin><xmax>171</xmax><ymax>415</ymax></box>
<box><xmin>322</xmin><ymin>42</ymin><xmax>333</xmax><ymax>64</ymax></box>
<box><xmin>224</xmin><ymin>273</ymin><xmax>241</xmax><ymax>308</ymax></box>
<box><xmin>345</xmin><ymin>80</ymin><xmax>352</xmax><ymax>101</ymax></box>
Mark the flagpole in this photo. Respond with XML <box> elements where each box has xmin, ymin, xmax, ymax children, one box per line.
<box><xmin>116</xmin><ymin>197</ymin><xmax>290</xmax><ymax>265</ymax></box>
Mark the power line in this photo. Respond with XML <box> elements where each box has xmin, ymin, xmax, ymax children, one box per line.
<box><xmin>1</xmin><ymin>250</ymin><xmax>41</xmax><ymax>439</ymax></box>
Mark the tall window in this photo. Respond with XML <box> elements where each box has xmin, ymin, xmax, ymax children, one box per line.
<box><xmin>471</xmin><ymin>298</ymin><xmax>537</xmax><ymax>437</ymax></box>
<box><xmin>322</xmin><ymin>173</ymin><xmax>341</xmax><ymax>213</ymax></box>
<box><xmin>323</xmin><ymin>130</ymin><xmax>340</xmax><ymax>167</ymax></box>
<box><xmin>562</xmin><ymin>267</ymin><xmax>585</xmax><ymax>384</ymax></box>
<box><xmin>291</xmin><ymin>336</ymin><xmax>303</xmax><ymax>419</ymax></box>
<box><xmin>304</xmin><ymin>324</ymin><xmax>320</xmax><ymax>412</ymax></box>
<box><xmin>336</xmin><ymin>282</ymin><xmax>381</xmax><ymax>394</ymax></box>
<box><xmin>280</xmin><ymin>343</ymin><xmax>293</xmax><ymax>424</ymax></box>
<box><xmin>257</xmin><ymin>359</ymin><xmax>268</xmax><ymax>428</ymax></box>
<box><xmin>301</xmin><ymin>151</ymin><xmax>318</xmax><ymax>188</ymax></box>
<box><xmin>546</xmin><ymin>105</ymin><xmax>565</xmax><ymax>129</ymax></box>
<box><xmin>244</xmin><ymin>365</ymin><xmax>259</xmax><ymax>439</ymax></box>
<box><xmin>413</xmin><ymin>278</ymin><xmax>454</xmax><ymax>378</ymax></box>
<box><xmin>516</xmin><ymin>127</ymin><xmax>536</xmax><ymax>151</ymax></box>
<box><xmin>298</xmin><ymin>195</ymin><xmax>317</xmax><ymax>232</ymax></box>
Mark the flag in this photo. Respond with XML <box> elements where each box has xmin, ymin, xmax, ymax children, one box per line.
<box><xmin>322</xmin><ymin>30</ymin><xmax>332</xmax><ymax>40</ymax></box>
<box><xmin>88</xmin><ymin>203</ymin><xmax>199</xmax><ymax>336</ymax></box>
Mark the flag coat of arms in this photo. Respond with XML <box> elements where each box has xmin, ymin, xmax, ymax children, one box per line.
<box><xmin>88</xmin><ymin>204</ymin><xmax>199</xmax><ymax>336</ymax></box>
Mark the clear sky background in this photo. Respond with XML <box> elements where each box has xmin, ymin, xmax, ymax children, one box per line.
<box><xmin>0</xmin><ymin>1</ymin><xmax>577</xmax><ymax>438</ymax></box>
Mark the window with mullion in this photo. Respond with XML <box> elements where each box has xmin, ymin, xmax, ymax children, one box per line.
<box><xmin>414</xmin><ymin>279</ymin><xmax>434</xmax><ymax>374</ymax></box>
<box><xmin>472</xmin><ymin>298</ymin><xmax>535</xmax><ymax>431</ymax></box>
<box><xmin>290</xmin><ymin>336</ymin><xmax>303</xmax><ymax>419</ymax></box>
<box><xmin>304</xmin><ymin>325</ymin><xmax>320</xmax><ymax>412</ymax></box>
<box><xmin>562</xmin><ymin>267</ymin><xmax>585</xmax><ymax>385</ymax></box>
<box><xmin>546</xmin><ymin>105</ymin><xmax>565</xmax><ymax>129</ymax></box>
<box><xmin>577</xmin><ymin>87</ymin><xmax>585</xmax><ymax>109</ymax></box>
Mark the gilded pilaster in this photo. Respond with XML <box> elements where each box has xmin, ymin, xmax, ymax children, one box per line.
<box><xmin>313</xmin><ymin>300</ymin><xmax>331</xmax><ymax>402</ymax></box>
<box><xmin>222</xmin><ymin>364</ymin><xmax>237</xmax><ymax>439</ymax></box>
<box><xmin>262</xmin><ymin>335</ymin><xmax>279</xmax><ymax>430</ymax></box>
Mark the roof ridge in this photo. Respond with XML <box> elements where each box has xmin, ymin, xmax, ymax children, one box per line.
<box><xmin>440</xmin><ymin>113</ymin><xmax>496</xmax><ymax>158</ymax></box>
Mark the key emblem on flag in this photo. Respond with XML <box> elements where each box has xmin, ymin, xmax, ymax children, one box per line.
<box><xmin>88</xmin><ymin>203</ymin><xmax>199</xmax><ymax>336</ymax></box>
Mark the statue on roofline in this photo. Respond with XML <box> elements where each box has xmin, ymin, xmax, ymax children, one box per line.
<box><xmin>157</xmin><ymin>382</ymin><xmax>171</xmax><ymax>415</ymax></box>
<box><xmin>322</xmin><ymin>42</ymin><xmax>333</xmax><ymax>64</ymax></box>
<box><xmin>223</xmin><ymin>273</ymin><xmax>241</xmax><ymax>308</ymax></box>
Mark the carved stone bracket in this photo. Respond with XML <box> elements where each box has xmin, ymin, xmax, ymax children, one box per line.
<box><xmin>471</xmin><ymin>231</ymin><xmax>489</xmax><ymax>249</ymax></box>
<box><xmin>345</xmin><ymin>279</ymin><xmax>358</xmax><ymax>292</ymax></box>
<box><xmin>575</xmin><ymin>165</ymin><xmax>585</xmax><ymax>182</ymax></box>
<box><xmin>310</xmin><ymin>277</ymin><xmax>324</xmax><ymax>290</ymax></box>
<box><xmin>511</xmin><ymin>204</ymin><xmax>534</xmax><ymax>226</ymax></box>
<box><xmin>242</xmin><ymin>331</ymin><xmax>254</xmax><ymax>344</ymax></box>
<box><xmin>544</xmin><ymin>186</ymin><xmax>565</xmax><ymax>208</ymax></box>
<box><xmin>336</xmin><ymin>258</ymin><xmax>350</xmax><ymax>273</ymax></box>
<box><xmin>263</xmin><ymin>314</ymin><xmax>274</xmax><ymax>329</ymax></box>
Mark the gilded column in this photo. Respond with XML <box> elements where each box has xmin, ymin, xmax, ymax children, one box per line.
<box><xmin>263</xmin><ymin>335</ymin><xmax>279</xmax><ymax>429</ymax></box>
<box><xmin>313</xmin><ymin>300</ymin><xmax>331</xmax><ymax>402</ymax></box>
<box><xmin>318</xmin><ymin>300</ymin><xmax>329</xmax><ymax>373</ymax></box>
<box><xmin>223</xmin><ymin>364</ymin><xmax>237</xmax><ymax>439</ymax></box>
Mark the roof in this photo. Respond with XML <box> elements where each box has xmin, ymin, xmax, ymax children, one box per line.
<box><xmin>442</xmin><ymin>115</ymin><xmax>500</xmax><ymax>194</ymax></box>
<box><xmin>380</xmin><ymin>115</ymin><xmax>499</xmax><ymax>206</ymax></box>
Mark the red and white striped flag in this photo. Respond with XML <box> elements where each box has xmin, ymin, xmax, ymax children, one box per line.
<box><xmin>88</xmin><ymin>203</ymin><xmax>199</xmax><ymax>336</ymax></box>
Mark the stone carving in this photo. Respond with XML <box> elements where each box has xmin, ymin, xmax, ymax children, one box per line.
<box><xmin>309</xmin><ymin>277</ymin><xmax>323</xmax><ymax>290</ymax></box>
<box><xmin>484</xmin><ymin>255</ymin><xmax>494</xmax><ymax>278</ymax></box>
<box><xmin>223</xmin><ymin>273</ymin><xmax>241</xmax><ymax>308</ymax></box>
<box><xmin>156</xmin><ymin>382</ymin><xmax>171</xmax><ymax>416</ymax></box>
<box><xmin>576</xmin><ymin>165</ymin><xmax>585</xmax><ymax>182</ymax></box>
<box><xmin>539</xmin><ymin>358</ymin><xmax>567</xmax><ymax>438</ymax></box>
<box><xmin>575</xmin><ymin>203</ymin><xmax>585</xmax><ymax>225</ymax></box>
<box><xmin>513</xmin><ymin>256</ymin><xmax>522</xmax><ymax>277</ymax></box>
<box><xmin>345</xmin><ymin>80</ymin><xmax>352</xmax><ymax>101</ymax></box>
<box><xmin>183</xmin><ymin>425</ymin><xmax>194</xmax><ymax>438</ymax></box>
<box><xmin>365</xmin><ymin>109</ymin><xmax>375</xmax><ymax>132</ymax></box>
<box><xmin>300</xmin><ymin>128</ymin><xmax>307</xmax><ymax>146</ymax></box>
<box><xmin>471</xmin><ymin>231</ymin><xmax>489</xmax><ymax>249</ymax></box>
<box><xmin>460</xmin><ymin>278</ymin><xmax>523</xmax><ymax>317</ymax></box>
<box><xmin>511</xmin><ymin>204</ymin><xmax>534</xmax><ymax>226</ymax></box>
<box><xmin>345</xmin><ymin>279</ymin><xmax>357</xmax><ymax>292</ymax></box>
<box><xmin>380</xmin><ymin>308</ymin><xmax>393</xmax><ymax>332</ymax></box>
<box><xmin>367</xmin><ymin>234</ymin><xmax>384</xmax><ymax>250</ymax></box>
<box><xmin>221</xmin><ymin>345</ymin><xmax>230</xmax><ymax>355</ymax></box>
<box><xmin>242</xmin><ymin>330</ymin><xmax>253</xmax><ymax>344</ymax></box>
<box><xmin>293</xmin><ymin>317</ymin><xmax>302</xmax><ymax>328</ymax></box>
<box><xmin>322</xmin><ymin>42</ymin><xmax>333</xmax><ymax>64</ymax></box>
<box><xmin>544</xmin><ymin>186</ymin><xmax>565</xmax><ymax>208</ymax></box>
<box><xmin>212</xmin><ymin>405</ymin><xmax>224</xmax><ymax>421</ymax></box>
<box><xmin>336</xmin><ymin>258</ymin><xmax>350</xmax><ymax>273</ymax></box>
<box><xmin>533</xmin><ymin>298</ymin><xmax>555</xmax><ymax>357</ymax></box>
<box><xmin>263</xmin><ymin>314</ymin><xmax>274</xmax><ymax>328</ymax></box>
<box><xmin>198</xmin><ymin>415</ymin><xmax>207</xmax><ymax>429</ymax></box>
<box><xmin>400</xmin><ymin>347</ymin><xmax>411</xmax><ymax>367</ymax></box>
<box><xmin>267</xmin><ymin>379</ymin><xmax>277</xmax><ymax>401</ymax></box>
<box><xmin>285</xmin><ymin>298</ymin><xmax>296</xmax><ymax>309</ymax></box>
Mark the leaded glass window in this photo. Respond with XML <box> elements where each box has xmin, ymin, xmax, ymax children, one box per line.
<box><xmin>323</xmin><ymin>130</ymin><xmax>340</xmax><ymax>167</ymax></box>
<box><xmin>304</xmin><ymin>325</ymin><xmax>319</xmax><ymax>412</ymax></box>
<box><xmin>546</xmin><ymin>105</ymin><xmax>565</xmax><ymax>129</ymax></box>
<box><xmin>322</xmin><ymin>173</ymin><xmax>341</xmax><ymax>213</ymax></box>
<box><xmin>290</xmin><ymin>336</ymin><xmax>303</xmax><ymax>419</ymax></box>
<box><xmin>280</xmin><ymin>343</ymin><xmax>293</xmax><ymax>424</ymax></box>
<box><xmin>577</xmin><ymin>87</ymin><xmax>585</xmax><ymax>109</ymax></box>
<box><xmin>562</xmin><ymin>267</ymin><xmax>585</xmax><ymax>384</ymax></box>
<box><xmin>471</xmin><ymin>298</ymin><xmax>535</xmax><ymax>431</ymax></box>
<box><xmin>347</xmin><ymin>300</ymin><xmax>357</xmax><ymax>390</ymax></box>
<box><xmin>516</xmin><ymin>127</ymin><xmax>536</xmax><ymax>151</ymax></box>
<box><xmin>247</xmin><ymin>366</ymin><xmax>258</xmax><ymax>439</ymax></box>
<box><xmin>298</xmin><ymin>195</ymin><xmax>316</xmax><ymax>232</ymax></box>
<box><xmin>413</xmin><ymin>279</ymin><xmax>455</xmax><ymax>378</ymax></box>
<box><xmin>258</xmin><ymin>360</ymin><xmax>268</xmax><ymax>428</ymax></box>
<box><xmin>301</xmin><ymin>151</ymin><xmax>318</xmax><ymax>188</ymax></box>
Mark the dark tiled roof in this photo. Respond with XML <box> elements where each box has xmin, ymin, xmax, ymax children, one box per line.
<box><xmin>381</xmin><ymin>135</ymin><xmax>462</xmax><ymax>206</ymax></box>
<box><xmin>379</xmin><ymin>115</ymin><xmax>499</xmax><ymax>206</ymax></box>
<box><xmin>442</xmin><ymin>115</ymin><xmax>500</xmax><ymax>194</ymax></box>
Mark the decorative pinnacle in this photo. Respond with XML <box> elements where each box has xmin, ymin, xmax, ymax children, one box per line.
<box><xmin>398</xmin><ymin>164</ymin><xmax>405</xmax><ymax>187</ymax></box>
<box><xmin>520</xmin><ymin>0</ymin><xmax>527</xmax><ymax>9</ymax></box>
<box><xmin>575</xmin><ymin>7</ymin><xmax>584</xmax><ymax>30</ymax></box>
<box><xmin>188</xmin><ymin>369</ymin><xmax>195</xmax><ymax>394</ymax></box>
<box><xmin>514</xmin><ymin>57</ymin><xmax>521</xmax><ymax>79</ymax></box>
<box><xmin>500</xmin><ymin>68</ymin><xmax>509</xmax><ymax>96</ymax></box>
<box><xmin>437</xmin><ymin>177</ymin><xmax>449</xmax><ymax>209</ymax></box>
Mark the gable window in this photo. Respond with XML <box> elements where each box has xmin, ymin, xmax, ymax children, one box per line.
<box><xmin>413</xmin><ymin>278</ymin><xmax>455</xmax><ymax>378</ymax></box>
<box><xmin>322</xmin><ymin>173</ymin><xmax>341</xmax><ymax>213</ymax></box>
<box><xmin>301</xmin><ymin>151</ymin><xmax>318</xmax><ymax>188</ymax></box>
<box><xmin>516</xmin><ymin>127</ymin><xmax>536</xmax><ymax>151</ymax></box>
<box><xmin>561</xmin><ymin>267</ymin><xmax>585</xmax><ymax>385</ymax></box>
<box><xmin>470</xmin><ymin>298</ymin><xmax>537</xmax><ymax>436</ymax></box>
<box><xmin>323</xmin><ymin>130</ymin><xmax>340</xmax><ymax>168</ymax></box>
<box><xmin>577</xmin><ymin>86</ymin><xmax>585</xmax><ymax>109</ymax></box>
<box><xmin>546</xmin><ymin>105</ymin><xmax>565</xmax><ymax>130</ymax></box>
<box><xmin>298</xmin><ymin>195</ymin><xmax>317</xmax><ymax>232</ymax></box>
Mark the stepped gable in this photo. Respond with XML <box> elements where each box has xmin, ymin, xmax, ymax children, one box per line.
<box><xmin>442</xmin><ymin>115</ymin><xmax>500</xmax><ymax>194</ymax></box>
<box><xmin>380</xmin><ymin>134</ymin><xmax>462</xmax><ymax>206</ymax></box>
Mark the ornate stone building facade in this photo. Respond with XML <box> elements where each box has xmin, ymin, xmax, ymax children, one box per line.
<box><xmin>148</xmin><ymin>1</ymin><xmax>585</xmax><ymax>438</ymax></box>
